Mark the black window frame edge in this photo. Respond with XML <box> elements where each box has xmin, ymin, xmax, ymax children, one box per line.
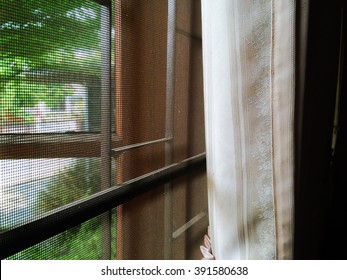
<box><xmin>94</xmin><ymin>0</ymin><xmax>112</xmax><ymax>7</ymax></box>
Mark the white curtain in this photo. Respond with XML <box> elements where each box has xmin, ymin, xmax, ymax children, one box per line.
<box><xmin>201</xmin><ymin>0</ymin><xmax>297</xmax><ymax>259</ymax></box>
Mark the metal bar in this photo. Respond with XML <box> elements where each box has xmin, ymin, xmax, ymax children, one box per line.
<box><xmin>111</xmin><ymin>137</ymin><xmax>170</xmax><ymax>156</ymax></box>
<box><xmin>100</xmin><ymin>4</ymin><xmax>112</xmax><ymax>260</ymax></box>
<box><xmin>0</xmin><ymin>133</ymin><xmax>120</xmax><ymax>144</ymax></box>
<box><xmin>164</xmin><ymin>0</ymin><xmax>176</xmax><ymax>260</ymax></box>
<box><xmin>172</xmin><ymin>212</ymin><xmax>207</xmax><ymax>239</ymax></box>
<box><xmin>0</xmin><ymin>153</ymin><xmax>206</xmax><ymax>259</ymax></box>
<box><xmin>24</xmin><ymin>72</ymin><xmax>100</xmax><ymax>84</ymax></box>
<box><xmin>114</xmin><ymin>0</ymin><xmax>124</xmax><ymax>260</ymax></box>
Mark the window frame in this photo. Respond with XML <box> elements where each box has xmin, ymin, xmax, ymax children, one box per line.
<box><xmin>0</xmin><ymin>0</ymin><xmax>208</xmax><ymax>260</ymax></box>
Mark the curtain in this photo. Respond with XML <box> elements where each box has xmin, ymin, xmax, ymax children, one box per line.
<box><xmin>201</xmin><ymin>0</ymin><xmax>297</xmax><ymax>260</ymax></box>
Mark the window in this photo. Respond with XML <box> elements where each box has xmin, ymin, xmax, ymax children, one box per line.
<box><xmin>1</xmin><ymin>0</ymin><xmax>207</xmax><ymax>260</ymax></box>
<box><xmin>1</xmin><ymin>0</ymin><xmax>115</xmax><ymax>259</ymax></box>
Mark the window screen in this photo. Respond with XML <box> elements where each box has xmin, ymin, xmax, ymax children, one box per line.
<box><xmin>113</xmin><ymin>0</ymin><xmax>208</xmax><ymax>260</ymax></box>
<box><xmin>1</xmin><ymin>0</ymin><xmax>208</xmax><ymax>260</ymax></box>
<box><xmin>7</xmin><ymin>212</ymin><xmax>117</xmax><ymax>260</ymax></box>
<box><xmin>0</xmin><ymin>0</ymin><xmax>110</xmax><ymax>133</ymax></box>
<box><xmin>0</xmin><ymin>0</ymin><xmax>115</xmax><ymax>259</ymax></box>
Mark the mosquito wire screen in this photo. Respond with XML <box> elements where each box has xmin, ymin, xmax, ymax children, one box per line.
<box><xmin>1</xmin><ymin>0</ymin><xmax>207</xmax><ymax>260</ymax></box>
<box><xmin>114</xmin><ymin>0</ymin><xmax>208</xmax><ymax>259</ymax></box>
<box><xmin>0</xmin><ymin>0</ymin><xmax>115</xmax><ymax>259</ymax></box>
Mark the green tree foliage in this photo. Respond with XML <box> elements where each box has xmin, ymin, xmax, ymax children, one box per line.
<box><xmin>0</xmin><ymin>0</ymin><xmax>101</xmax><ymax>123</ymax></box>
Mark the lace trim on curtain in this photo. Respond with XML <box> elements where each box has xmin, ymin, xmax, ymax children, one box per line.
<box><xmin>246</xmin><ymin>0</ymin><xmax>275</xmax><ymax>259</ymax></box>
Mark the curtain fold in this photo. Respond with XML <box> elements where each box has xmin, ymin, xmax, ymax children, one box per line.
<box><xmin>201</xmin><ymin>0</ymin><xmax>296</xmax><ymax>259</ymax></box>
<box><xmin>271</xmin><ymin>0</ymin><xmax>296</xmax><ymax>260</ymax></box>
